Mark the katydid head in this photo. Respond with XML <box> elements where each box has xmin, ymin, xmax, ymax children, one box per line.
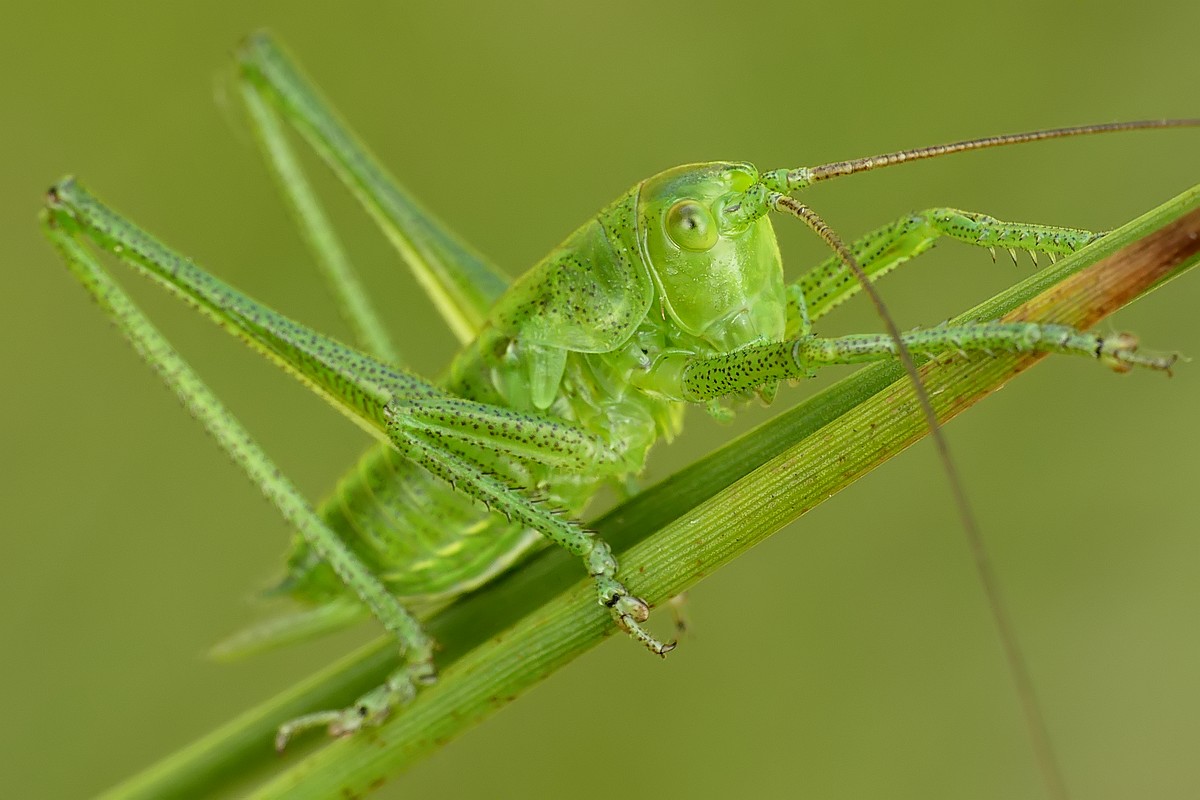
<box><xmin>637</xmin><ymin>163</ymin><xmax>787</xmax><ymax>352</ymax></box>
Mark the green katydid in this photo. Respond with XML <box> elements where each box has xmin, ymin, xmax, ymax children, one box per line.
<box><xmin>42</xmin><ymin>30</ymin><xmax>1197</xmax><ymax>787</ymax></box>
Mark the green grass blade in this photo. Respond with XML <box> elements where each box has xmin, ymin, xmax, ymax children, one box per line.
<box><xmin>100</xmin><ymin>184</ymin><xmax>1200</xmax><ymax>800</ymax></box>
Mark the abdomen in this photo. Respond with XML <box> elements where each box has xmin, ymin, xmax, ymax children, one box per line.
<box><xmin>283</xmin><ymin>327</ymin><xmax>668</xmax><ymax>605</ymax></box>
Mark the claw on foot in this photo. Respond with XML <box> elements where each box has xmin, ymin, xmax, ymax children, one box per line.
<box><xmin>274</xmin><ymin>659</ymin><xmax>436</xmax><ymax>751</ymax></box>
<box><xmin>601</xmin><ymin>585</ymin><xmax>675</xmax><ymax>656</ymax></box>
<box><xmin>613</xmin><ymin>603</ymin><xmax>677</xmax><ymax>657</ymax></box>
<box><xmin>1099</xmin><ymin>331</ymin><xmax>1178</xmax><ymax>374</ymax></box>
<box><xmin>592</xmin><ymin>546</ymin><xmax>676</xmax><ymax>656</ymax></box>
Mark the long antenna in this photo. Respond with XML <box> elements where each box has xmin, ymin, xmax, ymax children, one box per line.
<box><xmin>786</xmin><ymin>119</ymin><xmax>1200</xmax><ymax>186</ymax></box>
<box><xmin>771</xmin><ymin>195</ymin><xmax>1069</xmax><ymax>799</ymax></box>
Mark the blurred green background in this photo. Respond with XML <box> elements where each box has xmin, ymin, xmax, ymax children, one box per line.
<box><xmin>3</xmin><ymin>2</ymin><xmax>1198</xmax><ymax>797</ymax></box>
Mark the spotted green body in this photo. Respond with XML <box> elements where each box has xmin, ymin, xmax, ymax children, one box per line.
<box><xmin>291</xmin><ymin>163</ymin><xmax>782</xmax><ymax>608</ymax></box>
<box><xmin>42</xmin><ymin>32</ymin><xmax>1193</xmax><ymax>750</ymax></box>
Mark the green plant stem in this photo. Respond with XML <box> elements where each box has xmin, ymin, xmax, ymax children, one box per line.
<box><xmin>101</xmin><ymin>185</ymin><xmax>1200</xmax><ymax>799</ymax></box>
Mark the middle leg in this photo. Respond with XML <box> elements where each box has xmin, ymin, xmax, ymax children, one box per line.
<box><xmin>678</xmin><ymin>323</ymin><xmax>1175</xmax><ymax>402</ymax></box>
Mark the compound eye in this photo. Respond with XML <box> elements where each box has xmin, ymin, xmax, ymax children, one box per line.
<box><xmin>665</xmin><ymin>199</ymin><xmax>719</xmax><ymax>252</ymax></box>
